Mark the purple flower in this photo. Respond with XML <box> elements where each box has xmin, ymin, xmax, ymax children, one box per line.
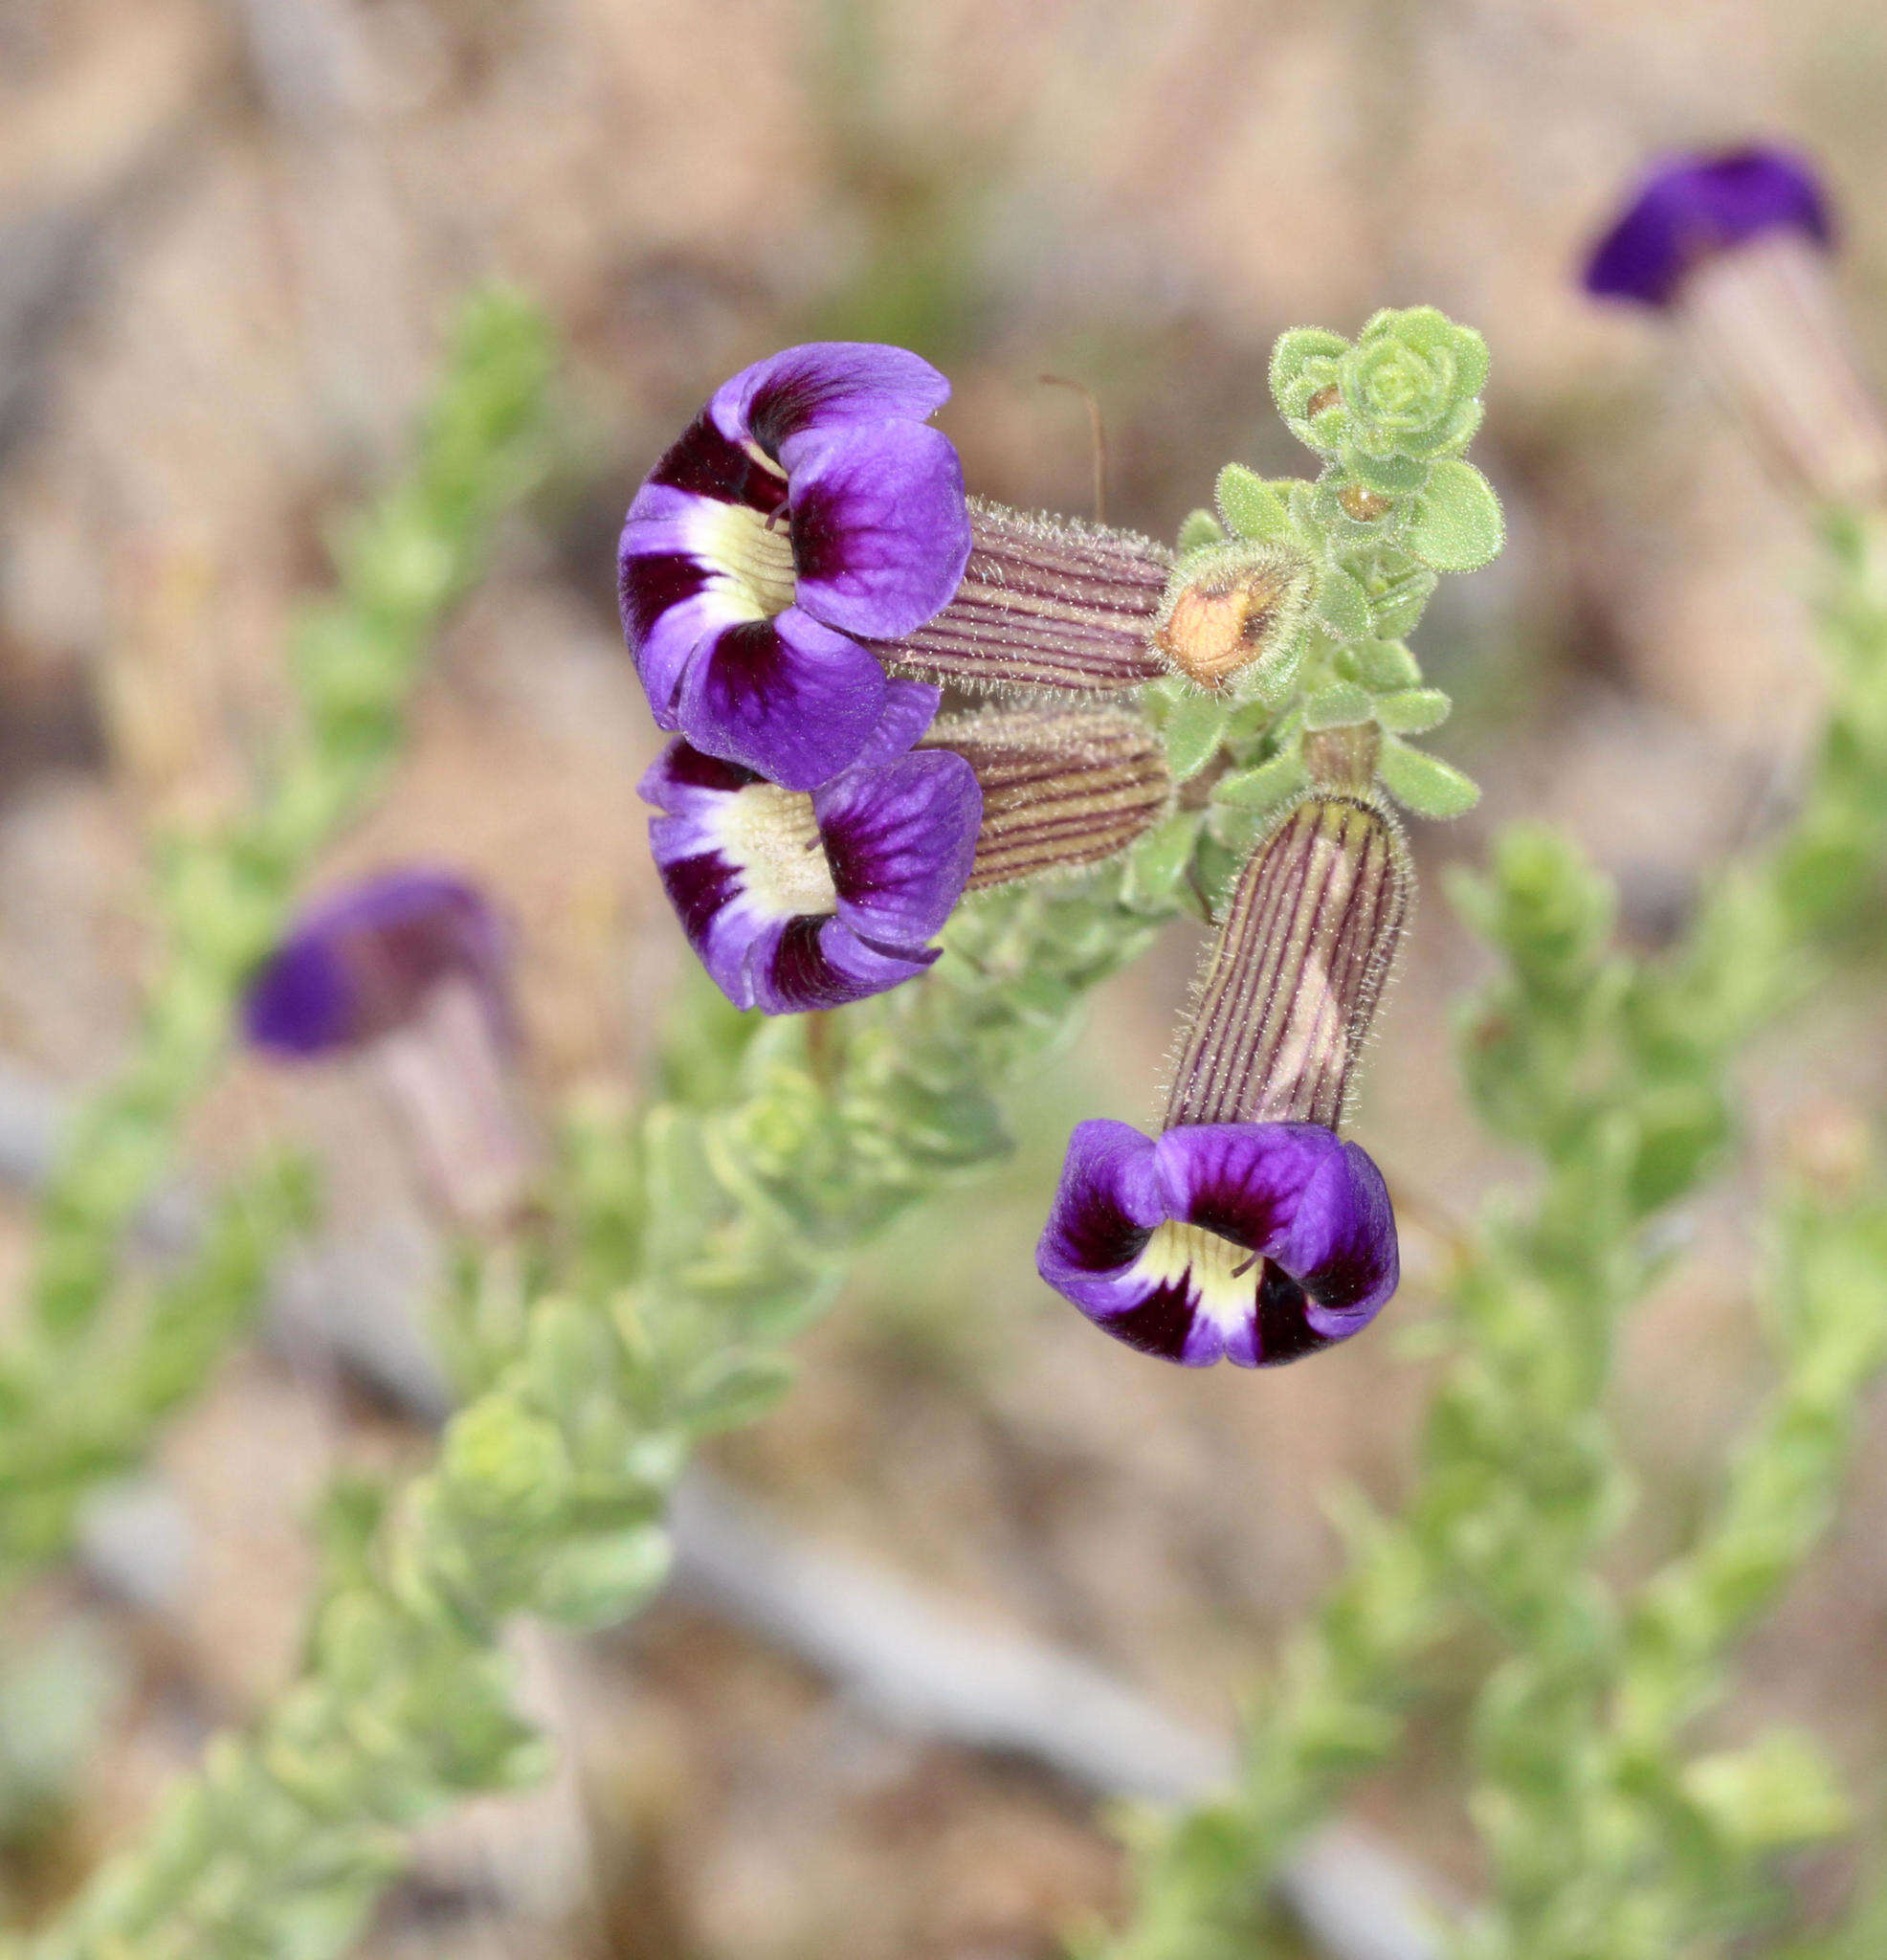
<box><xmin>641</xmin><ymin>679</ymin><xmax>980</xmax><ymax>1013</ymax></box>
<box><xmin>243</xmin><ymin>870</ymin><xmax>511</xmax><ymax>1058</ymax></box>
<box><xmin>619</xmin><ymin>343</ymin><xmax>972</xmax><ymax>791</ymax></box>
<box><xmin>1037</xmin><ymin>1119</ymin><xmax>1398</xmax><ymax>1368</ymax></box>
<box><xmin>1584</xmin><ymin>145</ymin><xmax>1831</xmax><ymax>308</ymax></box>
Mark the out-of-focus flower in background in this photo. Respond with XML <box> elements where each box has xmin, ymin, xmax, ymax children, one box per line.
<box><xmin>244</xmin><ymin>869</ymin><xmax>538</xmax><ymax>1229</ymax></box>
<box><xmin>1585</xmin><ymin>145</ymin><xmax>1887</xmax><ymax>505</ymax></box>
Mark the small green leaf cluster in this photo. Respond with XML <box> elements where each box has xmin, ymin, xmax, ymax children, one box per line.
<box><xmin>1273</xmin><ymin>308</ymin><xmax>1487</xmax><ymax>492</ymax></box>
<box><xmin>1151</xmin><ymin>308</ymin><xmax>1498</xmax><ymax>901</ymax></box>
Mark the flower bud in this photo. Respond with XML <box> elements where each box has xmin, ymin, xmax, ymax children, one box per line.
<box><xmin>925</xmin><ymin>707</ymin><xmax>1172</xmax><ymax>889</ymax></box>
<box><xmin>1152</xmin><ymin>541</ymin><xmax>1315</xmax><ymax>690</ymax></box>
<box><xmin>869</xmin><ymin>498</ymin><xmax>1169</xmax><ymax>693</ymax></box>
<box><xmin>1166</xmin><ymin>794</ymin><xmax>1411</xmax><ymax>1130</ymax></box>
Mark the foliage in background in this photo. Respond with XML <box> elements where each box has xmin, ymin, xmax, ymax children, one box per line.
<box><xmin>1101</xmin><ymin>516</ymin><xmax>1887</xmax><ymax>1960</ymax></box>
<box><xmin>0</xmin><ymin>292</ymin><xmax>553</xmax><ymax>1588</ymax></box>
<box><xmin>3</xmin><ymin>284</ymin><xmax>1887</xmax><ymax>1960</ymax></box>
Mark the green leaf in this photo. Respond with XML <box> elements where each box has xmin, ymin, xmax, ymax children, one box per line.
<box><xmin>1122</xmin><ymin>810</ymin><xmax>1204</xmax><ymax>911</ymax></box>
<box><xmin>1303</xmin><ymin>681</ymin><xmax>1375</xmax><ymax>732</ymax></box>
<box><xmin>1212</xmin><ymin>746</ymin><xmax>1308</xmax><ymax>813</ymax></box>
<box><xmin>1136</xmin><ymin>674</ymin><xmax>1188</xmax><ymax>729</ymax></box>
<box><xmin>1215</xmin><ymin>464</ymin><xmax>1293</xmax><ymax>544</ymax></box>
<box><xmin>1351</xmin><ymin>638</ymin><xmax>1422</xmax><ymax>690</ymax></box>
<box><xmin>1371</xmin><ymin>688</ymin><xmax>1452</xmax><ymax>734</ymax></box>
<box><xmin>1377</xmin><ymin>733</ymin><xmax>1481</xmax><ymax>818</ymax></box>
<box><xmin>678</xmin><ymin>1351</ymin><xmax>795</xmax><ymax>1434</ymax></box>
<box><xmin>1269</xmin><ymin>326</ymin><xmax>1350</xmax><ymax>420</ymax></box>
<box><xmin>1683</xmin><ymin>1731</ymin><xmax>1852</xmax><ymax>1850</ymax></box>
<box><xmin>1176</xmin><ymin>506</ymin><xmax>1225</xmax><ymax>554</ymax></box>
<box><xmin>1405</xmin><ymin>458</ymin><xmax>1504</xmax><ymax>573</ymax></box>
<box><xmin>1314</xmin><ymin>568</ymin><xmax>1372</xmax><ymax>643</ymax></box>
<box><xmin>1363</xmin><ymin>560</ymin><xmax>1438</xmax><ymax>640</ymax></box>
<box><xmin>535</xmin><ymin>1525</ymin><xmax>672</xmax><ymax>1629</ymax></box>
<box><xmin>1164</xmin><ymin>690</ymin><xmax>1230</xmax><ymax>781</ymax></box>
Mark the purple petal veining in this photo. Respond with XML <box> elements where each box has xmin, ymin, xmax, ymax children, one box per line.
<box><xmin>620</xmin><ymin>343</ymin><xmax>970</xmax><ymax>788</ymax></box>
<box><xmin>1036</xmin><ymin>1119</ymin><xmax>1399</xmax><ymax>1369</ymax></box>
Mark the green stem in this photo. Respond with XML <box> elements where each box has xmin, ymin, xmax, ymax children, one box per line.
<box><xmin>0</xmin><ymin>290</ymin><xmax>554</xmax><ymax>1590</ymax></box>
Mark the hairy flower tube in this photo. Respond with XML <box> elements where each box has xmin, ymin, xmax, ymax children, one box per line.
<box><xmin>925</xmin><ymin>705</ymin><xmax>1172</xmax><ymax>888</ymax></box>
<box><xmin>243</xmin><ymin>869</ymin><xmax>538</xmax><ymax>1228</ymax></box>
<box><xmin>872</xmin><ymin>499</ymin><xmax>1171</xmax><ymax>694</ymax></box>
<box><xmin>1585</xmin><ymin>145</ymin><xmax>1887</xmax><ymax>505</ymax></box>
<box><xmin>642</xmin><ymin>680</ymin><xmax>980</xmax><ymax>1013</ymax></box>
<box><xmin>618</xmin><ymin>342</ymin><xmax>971</xmax><ymax>790</ymax></box>
<box><xmin>1038</xmin><ymin>795</ymin><xmax>1410</xmax><ymax>1365</ymax></box>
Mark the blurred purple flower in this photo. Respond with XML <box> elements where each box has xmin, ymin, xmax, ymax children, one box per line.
<box><xmin>243</xmin><ymin>869</ymin><xmax>511</xmax><ymax>1058</ymax></box>
<box><xmin>1584</xmin><ymin>145</ymin><xmax>1831</xmax><ymax>307</ymax></box>
<box><xmin>619</xmin><ymin>342</ymin><xmax>972</xmax><ymax>791</ymax></box>
<box><xmin>641</xmin><ymin>680</ymin><xmax>980</xmax><ymax>1014</ymax></box>
<box><xmin>1036</xmin><ymin>1119</ymin><xmax>1398</xmax><ymax>1368</ymax></box>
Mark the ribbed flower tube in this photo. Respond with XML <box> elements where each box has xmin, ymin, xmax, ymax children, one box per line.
<box><xmin>926</xmin><ymin>707</ymin><xmax>1171</xmax><ymax>890</ymax></box>
<box><xmin>1166</xmin><ymin>794</ymin><xmax>1411</xmax><ymax>1130</ymax></box>
<box><xmin>1037</xmin><ymin>793</ymin><xmax>1410</xmax><ymax>1368</ymax></box>
<box><xmin>870</xmin><ymin>498</ymin><xmax>1170</xmax><ymax>694</ymax></box>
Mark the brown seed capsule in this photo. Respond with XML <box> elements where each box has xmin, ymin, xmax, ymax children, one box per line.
<box><xmin>1338</xmin><ymin>482</ymin><xmax>1394</xmax><ymax>522</ymax></box>
<box><xmin>1152</xmin><ymin>542</ymin><xmax>1315</xmax><ymax>690</ymax></box>
<box><xmin>1165</xmin><ymin>794</ymin><xmax>1411</xmax><ymax>1130</ymax></box>
<box><xmin>869</xmin><ymin>498</ymin><xmax>1169</xmax><ymax>694</ymax></box>
<box><xmin>926</xmin><ymin>707</ymin><xmax>1171</xmax><ymax>889</ymax></box>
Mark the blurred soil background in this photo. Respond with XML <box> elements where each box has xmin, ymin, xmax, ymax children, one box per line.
<box><xmin>4</xmin><ymin>1</ymin><xmax>1887</xmax><ymax>1954</ymax></box>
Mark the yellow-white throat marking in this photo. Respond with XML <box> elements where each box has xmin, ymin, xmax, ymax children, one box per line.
<box><xmin>690</xmin><ymin>455</ymin><xmax>797</xmax><ymax>618</ymax></box>
<box><xmin>1126</xmin><ymin>1220</ymin><xmax>1262</xmax><ymax>1334</ymax></box>
<box><xmin>715</xmin><ymin>782</ymin><xmax>838</xmax><ymax>918</ymax></box>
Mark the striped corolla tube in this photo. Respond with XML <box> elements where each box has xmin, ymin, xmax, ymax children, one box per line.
<box><xmin>1037</xmin><ymin>796</ymin><xmax>1410</xmax><ymax>1366</ymax></box>
<box><xmin>869</xmin><ymin>498</ymin><xmax>1175</xmax><ymax>696</ymax></box>
<box><xmin>1584</xmin><ymin>145</ymin><xmax>1887</xmax><ymax>506</ymax></box>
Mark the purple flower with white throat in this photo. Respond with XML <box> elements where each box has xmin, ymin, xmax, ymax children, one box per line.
<box><xmin>641</xmin><ymin>680</ymin><xmax>980</xmax><ymax>1013</ymax></box>
<box><xmin>243</xmin><ymin>870</ymin><xmax>538</xmax><ymax>1231</ymax></box>
<box><xmin>1584</xmin><ymin>146</ymin><xmax>1887</xmax><ymax>506</ymax></box>
<box><xmin>619</xmin><ymin>343</ymin><xmax>972</xmax><ymax>791</ymax></box>
<box><xmin>1038</xmin><ymin>794</ymin><xmax>1410</xmax><ymax>1367</ymax></box>
<box><xmin>1038</xmin><ymin>1121</ymin><xmax>1397</xmax><ymax>1367</ymax></box>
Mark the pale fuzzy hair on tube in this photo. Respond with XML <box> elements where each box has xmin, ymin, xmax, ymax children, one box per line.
<box><xmin>869</xmin><ymin>498</ymin><xmax>1170</xmax><ymax>696</ymax></box>
<box><xmin>1161</xmin><ymin>793</ymin><xmax>1413</xmax><ymax>1133</ymax></box>
<box><xmin>926</xmin><ymin>705</ymin><xmax>1173</xmax><ymax>890</ymax></box>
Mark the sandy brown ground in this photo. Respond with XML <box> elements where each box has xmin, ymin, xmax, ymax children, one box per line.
<box><xmin>4</xmin><ymin>2</ymin><xmax>1887</xmax><ymax>1953</ymax></box>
